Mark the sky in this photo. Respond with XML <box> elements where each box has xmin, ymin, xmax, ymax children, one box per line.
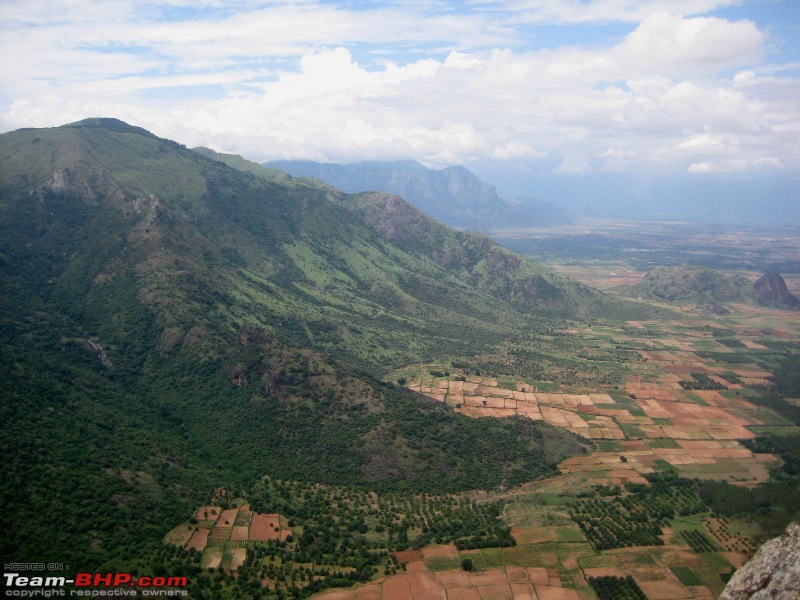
<box><xmin>1</xmin><ymin>0</ymin><xmax>799</xmax><ymax>217</ymax></box>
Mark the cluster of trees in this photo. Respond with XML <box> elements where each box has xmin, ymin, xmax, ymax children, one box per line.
<box><xmin>226</xmin><ymin>476</ymin><xmax>514</xmax><ymax>596</ymax></box>
<box><xmin>679</xmin><ymin>372</ymin><xmax>726</xmax><ymax>390</ymax></box>
<box><xmin>570</xmin><ymin>495</ymin><xmax>666</xmax><ymax>550</ymax></box>
<box><xmin>569</xmin><ymin>475</ymin><xmax>707</xmax><ymax>551</ymax></box>
<box><xmin>213</xmin><ymin>331</ymin><xmax>585</xmax><ymax>494</ymax></box>
<box><xmin>681</xmin><ymin>530</ymin><xmax>717</xmax><ymax>553</ymax></box>
<box><xmin>587</xmin><ymin>575</ymin><xmax>647</xmax><ymax>600</ymax></box>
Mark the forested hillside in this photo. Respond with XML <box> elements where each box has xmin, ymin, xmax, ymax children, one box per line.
<box><xmin>0</xmin><ymin>119</ymin><xmax>617</xmax><ymax>568</ymax></box>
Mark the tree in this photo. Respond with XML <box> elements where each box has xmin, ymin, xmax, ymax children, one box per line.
<box><xmin>461</xmin><ymin>558</ymin><xmax>474</xmax><ymax>572</ymax></box>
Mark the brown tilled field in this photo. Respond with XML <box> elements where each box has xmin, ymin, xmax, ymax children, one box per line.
<box><xmin>315</xmin><ymin>558</ymin><xmax>588</xmax><ymax>600</ymax></box>
<box><xmin>193</xmin><ymin>505</ymin><xmax>222</xmax><ymax>524</ymax></box>
<box><xmin>249</xmin><ymin>513</ymin><xmax>283</xmax><ymax>541</ymax></box>
<box><xmin>185</xmin><ymin>527</ymin><xmax>209</xmax><ymax>552</ymax></box>
<box><xmin>405</xmin><ymin>308</ymin><xmax>793</xmax><ymax>486</ymax></box>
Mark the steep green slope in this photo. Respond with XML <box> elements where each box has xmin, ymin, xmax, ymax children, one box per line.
<box><xmin>193</xmin><ymin>146</ymin><xmax>290</xmax><ymax>181</ymax></box>
<box><xmin>1</xmin><ymin>119</ymin><xmax>602</xmax><ymax>567</ymax></box>
<box><xmin>336</xmin><ymin>191</ymin><xmax>629</xmax><ymax>319</ymax></box>
<box><xmin>199</xmin><ymin>148</ymin><xmax>652</xmax><ymax>328</ymax></box>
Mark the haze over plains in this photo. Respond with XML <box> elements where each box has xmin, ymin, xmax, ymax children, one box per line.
<box><xmin>1</xmin><ymin>1</ymin><xmax>798</xmax><ymax>219</ymax></box>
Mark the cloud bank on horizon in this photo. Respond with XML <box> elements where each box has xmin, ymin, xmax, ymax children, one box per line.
<box><xmin>1</xmin><ymin>0</ymin><xmax>798</xmax><ymax>183</ymax></box>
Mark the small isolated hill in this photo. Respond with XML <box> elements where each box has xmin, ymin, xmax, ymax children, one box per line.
<box><xmin>259</xmin><ymin>158</ymin><xmax>571</xmax><ymax>230</ymax></box>
<box><xmin>753</xmin><ymin>272</ymin><xmax>800</xmax><ymax>308</ymax></box>
<box><xmin>640</xmin><ymin>265</ymin><xmax>749</xmax><ymax>302</ymax></box>
<box><xmin>637</xmin><ymin>265</ymin><xmax>798</xmax><ymax>310</ymax></box>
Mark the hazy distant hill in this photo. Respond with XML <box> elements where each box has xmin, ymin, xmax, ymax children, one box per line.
<box><xmin>4</xmin><ymin>118</ymin><xmax>650</xmax><ymax>566</ymax></box>
<box><xmin>260</xmin><ymin>158</ymin><xmax>571</xmax><ymax>230</ymax></box>
<box><xmin>641</xmin><ymin>265</ymin><xmax>750</xmax><ymax>302</ymax></box>
<box><xmin>637</xmin><ymin>265</ymin><xmax>798</xmax><ymax>309</ymax></box>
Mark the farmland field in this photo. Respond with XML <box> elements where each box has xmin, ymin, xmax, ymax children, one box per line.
<box><xmin>381</xmin><ymin>222</ymin><xmax>800</xmax><ymax>599</ymax></box>
<box><xmin>164</xmin><ymin>285</ymin><xmax>797</xmax><ymax>598</ymax></box>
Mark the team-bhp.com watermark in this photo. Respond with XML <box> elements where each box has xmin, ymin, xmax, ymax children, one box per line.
<box><xmin>4</xmin><ymin>566</ymin><xmax>188</xmax><ymax>597</ymax></box>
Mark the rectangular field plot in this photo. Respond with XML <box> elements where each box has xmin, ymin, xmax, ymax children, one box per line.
<box><xmin>164</xmin><ymin>524</ymin><xmax>194</xmax><ymax>547</ymax></box>
<box><xmin>671</xmin><ymin>566</ymin><xmax>703</xmax><ymax>586</ymax></box>
<box><xmin>554</xmin><ymin>528</ymin><xmax>586</xmax><ymax>543</ymax></box>
<box><xmin>249</xmin><ymin>513</ymin><xmax>282</xmax><ymax>541</ymax></box>
<box><xmin>503</xmin><ymin>546</ymin><xmax>543</xmax><ymax>567</ymax></box>
<box><xmin>424</xmin><ymin>555</ymin><xmax>460</xmax><ymax>572</ymax></box>
<box><xmin>201</xmin><ymin>547</ymin><xmax>223</xmax><ymax>570</ymax></box>
<box><xmin>479</xmin><ymin>547</ymin><xmax>506</xmax><ymax>567</ymax></box>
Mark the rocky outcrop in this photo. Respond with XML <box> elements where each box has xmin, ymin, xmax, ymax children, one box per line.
<box><xmin>752</xmin><ymin>273</ymin><xmax>800</xmax><ymax>309</ymax></box>
<box><xmin>719</xmin><ymin>523</ymin><xmax>800</xmax><ymax>600</ymax></box>
<box><xmin>43</xmin><ymin>165</ymin><xmax>124</xmax><ymax>205</ymax></box>
<box><xmin>79</xmin><ymin>338</ymin><xmax>113</xmax><ymax>368</ymax></box>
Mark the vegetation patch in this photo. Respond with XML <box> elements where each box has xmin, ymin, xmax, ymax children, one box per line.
<box><xmin>587</xmin><ymin>575</ymin><xmax>647</xmax><ymax>600</ymax></box>
<box><xmin>569</xmin><ymin>474</ymin><xmax>706</xmax><ymax>551</ymax></box>
<box><xmin>670</xmin><ymin>566</ymin><xmax>703</xmax><ymax>586</ymax></box>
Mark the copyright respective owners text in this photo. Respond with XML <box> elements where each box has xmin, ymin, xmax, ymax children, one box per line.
<box><xmin>4</xmin><ymin>565</ymin><xmax>188</xmax><ymax>597</ymax></box>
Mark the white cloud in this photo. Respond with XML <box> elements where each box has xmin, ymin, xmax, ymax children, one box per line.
<box><xmin>688</xmin><ymin>156</ymin><xmax>784</xmax><ymax>173</ymax></box>
<box><xmin>474</xmin><ymin>0</ymin><xmax>743</xmax><ymax>24</ymax></box>
<box><xmin>599</xmin><ymin>148</ymin><xmax>636</xmax><ymax>158</ymax></box>
<box><xmin>613</xmin><ymin>11</ymin><xmax>763</xmax><ymax>76</ymax></box>
<box><xmin>676</xmin><ymin>135</ymin><xmax>724</xmax><ymax>150</ymax></box>
<box><xmin>0</xmin><ymin>2</ymin><xmax>798</xmax><ymax>178</ymax></box>
<box><xmin>492</xmin><ymin>142</ymin><xmax>544</xmax><ymax>159</ymax></box>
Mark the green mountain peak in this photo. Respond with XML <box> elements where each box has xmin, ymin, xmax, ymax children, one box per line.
<box><xmin>59</xmin><ymin>117</ymin><xmax>158</xmax><ymax>137</ymax></box>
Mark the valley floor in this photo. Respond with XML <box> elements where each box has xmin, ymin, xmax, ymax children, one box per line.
<box><xmin>372</xmin><ymin>301</ymin><xmax>798</xmax><ymax>599</ymax></box>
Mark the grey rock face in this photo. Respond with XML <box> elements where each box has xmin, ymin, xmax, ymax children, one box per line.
<box><xmin>752</xmin><ymin>273</ymin><xmax>800</xmax><ymax>309</ymax></box>
<box><xmin>719</xmin><ymin>523</ymin><xmax>800</xmax><ymax>600</ymax></box>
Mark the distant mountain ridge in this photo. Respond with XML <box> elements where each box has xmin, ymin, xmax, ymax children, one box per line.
<box><xmin>260</xmin><ymin>158</ymin><xmax>571</xmax><ymax>230</ymax></box>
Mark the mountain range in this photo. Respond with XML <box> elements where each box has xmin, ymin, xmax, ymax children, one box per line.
<box><xmin>258</xmin><ymin>158</ymin><xmax>572</xmax><ymax>231</ymax></box>
<box><xmin>0</xmin><ymin>118</ymin><xmax>660</xmax><ymax>568</ymax></box>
